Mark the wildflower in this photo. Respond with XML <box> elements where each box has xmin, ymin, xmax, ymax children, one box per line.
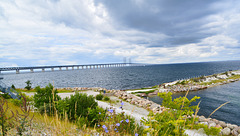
<box><xmin>135</xmin><ymin>133</ymin><xmax>139</xmax><ymax>136</ymax></box>
<box><xmin>114</xmin><ymin>128</ymin><xmax>117</xmax><ymax>131</ymax></box>
<box><xmin>125</xmin><ymin>119</ymin><xmax>129</xmax><ymax>123</ymax></box>
<box><xmin>98</xmin><ymin>124</ymin><xmax>100</xmax><ymax>127</ymax></box>
<box><xmin>109</xmin><ymin>109</ymin><xmax>113</xmax><ymax>113</ymax></box>
<box><xmin>116</xmin><ymin>123</ymin><xmax>120</xmax><ymax>127</ymax></box>
<box><xmin>99</xmin><ymin>112</ymin><xmax>101</xmax><ymax>114</ymax></box>
<box><xmin>120</xmin><ymin>120</ymin><xmax>123</xmax><ymax>123</ymax></box>
<box><xmin>102</xmin><ymin>125</ymin><xmax>107</xmax><ymax>129</ymax></box>
<box><xmin>105</xmin><ymin>129</ymin><xmax>109</xmax><ymax>133</ymax></box>
<box><xmin>121</xmin><ymin>102</ymin><xmax>124</xmax><ymax>105</ymax></box>
<box><xmin>120</xmin><ymin>106</ymin><xmax>122</xmax><ymax>109</ymax></box>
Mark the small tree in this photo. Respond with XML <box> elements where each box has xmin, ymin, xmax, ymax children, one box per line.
<box><xmin>24</xmin><ymin>80</ymin><xmax>32</xmax><ymax>90</ymax></box>
<box><xmin>33</xmin><ymin>83</ymin><xmax>61</xmax><ymax>115</ymax></box>
<box><xmin>11</xmin><ymin>84</ymin><xmax>16</xmax><ymax>90</ymax></box>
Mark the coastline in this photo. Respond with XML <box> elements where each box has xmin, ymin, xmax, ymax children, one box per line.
<box><xmin>126</xmin><ymin>70</ymin><xmax>240</xmax><ymax>97</ymax></box>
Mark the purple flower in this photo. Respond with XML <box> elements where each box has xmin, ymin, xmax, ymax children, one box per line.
<box><xmin>120</xmin><ymin>106</ymin><xmax>122</xmax><ymax>109</ymax></box>
<box><xmin>98</xmin><ymin>124</ymin><xmax>100</xmax><ymax>127</ymax></box>
<box><xmin>125</xmin><ymin>119</ymin><xmax>129</xmax><ymax>123</ymax></box>
<box><xmin>102</xmin><ymin>125</ymin><xmax>107</xmax><ymax>129</ymax></box>
<box><xmin>135</xmin><ymin>133</ymin><xmax>139</xmax><ymax>136</ymax></box>
<box><xmin>114</xmin><ymin>128</ymin><xmax>117</xmax><ymax>131</ymax></box>
<box><xmin>99</xmin><ymin>112</ymin><xmax>101</xmax><ymax>114</ymax></box>
<box><xmin>109</xmin><ymin>109</ymin><xmax>113</xmax><ymax>113</ymax></box>
<box><xmin>116</xmin><ymin>123</ymin><xmax>120</xmax><ymax>127</ymax></box>
<box><xmin>121</xmin><ymin>102</ymin><xmax>124</xmax><ymax>105</ymax></box>
<box><xmin>120</xmin><ymin>120</ymin><xmax>123</xmax><ymax>123</ymax></box>
<box><xmin>105</xmin><ymin>129</ymin><xmax>109</xmax><ymax>133</ymax></box>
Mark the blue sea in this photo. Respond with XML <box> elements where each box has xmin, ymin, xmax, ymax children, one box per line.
<box><xmin>1</xmin><ymin>60</ymin><xmax>240</xmax><ymax>125</ymax></box>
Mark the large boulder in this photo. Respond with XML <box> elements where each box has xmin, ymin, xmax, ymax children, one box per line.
<box><xmin>198</xmin><ymin>116</ymin><xmax>206</xmax><ymax>122</ymax></box>
<box><xmin>222</xmin><ymin>128</ymin><xmax>231</xmax><ymax>136</ymax></box>
<box><xmin>219</xmin><ymin>121</ymin><xmax>227</xmax><ymax>128</ymax></box>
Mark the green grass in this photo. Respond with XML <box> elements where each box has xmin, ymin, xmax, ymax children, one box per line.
<box><xmin>15</xmin><ymin>88</ymin><xmax>75</xmax><ymax>93</ymax></box>
<box><xmin>131</xmin><ymin>89</ymin><xmax>156</xmax><ymax>94</ymax></box>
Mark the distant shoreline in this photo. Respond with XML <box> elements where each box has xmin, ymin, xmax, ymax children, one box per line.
<box><xmin>125</xmin><ymin>70</ymin><xmax>240</xmax><ymax>97</ymax></box>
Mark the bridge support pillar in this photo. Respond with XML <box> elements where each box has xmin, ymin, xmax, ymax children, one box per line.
<box><xmin>77</xmin><ymin>66</ymin><xmax>79</xmax><ymax>70</ymax></box>
<box><xmin>51</xmin><ymin>68</ymin><xmax>54</xmax><ymax>71</ymax></box>
<box><xmin>30</xmin><ymin>69</ymin><xmax>34</xmax><ymax>73</ymax></box>
<box><xmin>66</xmin><ymin>67</ymin><xmax>68</xmax><ymax>70</ymax></box>
<box><xmin>16</xmin><ymin>70</ymin><xmax>20</xmax><ymax>74</ymax></box>
<box><xmin>72</xmin><ymin>67</ymin><xmax>74</xmax><ymax>70</ymax></box>
<box><xmin>59</xmin><ymin>67</ymin><xmax>62</xmax><ymax>70</ymax></box>
<box><xmin>42</xmin><ymin>68</ymin><xmax>45</xmax><ymax>72</ymax></box>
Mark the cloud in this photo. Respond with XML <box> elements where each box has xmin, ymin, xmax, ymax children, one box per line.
<box><xmin>0</xmin><ymin>0</ymin><xmax>240</xmax><ymax>66</ymax></box>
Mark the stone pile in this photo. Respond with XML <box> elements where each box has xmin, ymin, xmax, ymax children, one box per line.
<box><xmin>196</xmin><ymin>115</ymin><xmax>240</xmax><ymax>136</ymax></box>
<box><xmin>108</xmin><ymin>90</ymin><xmax>165</xmax><ymax>113</ymax></box>
<box><xmin>58</xmin><ymin>87</ymin><xmax>106</xmax><ymax>91</ymax></box>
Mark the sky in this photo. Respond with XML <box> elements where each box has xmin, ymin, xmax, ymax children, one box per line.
<box><xmin>0</xmin><ymin>0</ymin><xmax>240</xmax><ymax>67</ymax></box>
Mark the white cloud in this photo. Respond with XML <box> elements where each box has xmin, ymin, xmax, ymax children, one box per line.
<box><xmin>0</xmin><ymin>0</ymin><xmax>240</xmax><ymax>67</ymax></box>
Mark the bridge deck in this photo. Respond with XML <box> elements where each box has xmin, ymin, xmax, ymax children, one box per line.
<box><xmin>0</xmin><ymin>63</ymin><xmax>144</xmax><ymax>74</ymax></box>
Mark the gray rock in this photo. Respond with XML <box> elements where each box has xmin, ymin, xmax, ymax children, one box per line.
<box><xmin>212</xmin><ymin>119</ymin><xmax>219</xmax><ymax>124</ymax></box>
<box><xmin>227</xmin><ymin>124</ymin><xmax>234</xmax><ymax>130</ymax></box>
<box><xmin>231</xmin><ymin>129</ymin><xmax>239</xmax><ymax>136</ymax></box>
<box><xmin>209</xmin><ymin>122</ymin><xmax>216</xmax><ymax>128</ymax></box>
<box><xmin>198</xmin><ymin>116</ymin><xmax>206</xmax><ymax>122</ymax></box>
<box><xmin>219</xmin><ymin>121</ymin><xmax>227</xmax><ymax>128</ymax></box>
<box><xmin>232</xmin><ymin>125</ymin><xmax>239</xmax><ymax>129</ymax></box>
<box><xmin>222</xmin><ymin>128</ymin><xmax>231</xmax><ymax>136</ymax></box>
<box><xmin>200</xmin><ymin>122</ymin><xmax>208</xmax><ymax>126</ymax></box>
<box><xmin>238</xmin><ymin>127</ymin><xmax>240</xmax><ymax>133</ymax></box>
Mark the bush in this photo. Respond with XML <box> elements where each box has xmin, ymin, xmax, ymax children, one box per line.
<box><xmin>64</xmin><ymin>92</ymin><xmax>98</xmax><ymax>121</ymax></box>
<box><xmin>11</xmin><ymin>84</ymin><xmax>16</xmax><ymax>90</ymax></box>
<box><xmin>33</xmin><ymin>83</ymin><xmax>61</xmax><ymax>115</ymax></box>
<box><xmin>96</xmin><ymin>93</ymin><xmax>104</xmax><ymax>100</ymax></box>
<box><xmin>24</xmin><ymin>80</ymin><xmax>32</xmax><ymax>90</ymax></box>
<box><xmin>103</xmin><ymin>96</ymin><xmax>110</xmax><ymax>101</ymax></box>
<box><xmin>0</xmin><ymin>93</ymin><xmax>11</xmax><ymax>99</ymax></box>
<box><xmin>142</xmin><ymin>92</ymin><xmax>200</xmax><ymax>135</ymax></box>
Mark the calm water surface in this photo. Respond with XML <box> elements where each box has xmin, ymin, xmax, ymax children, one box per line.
<box><xmin>1</xmin><ymin>60</ymin><xmax>240</xmax><ymax>125</ymax></box>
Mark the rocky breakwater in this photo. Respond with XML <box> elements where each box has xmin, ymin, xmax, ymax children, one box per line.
<box><xmin>197</xmin><ymin>116</ymin><xmax>240</xmax><ymax>136</ymax></box>
<box><xmin>57</xmin><ymin>87</ymin><xmax>107</xmax><ymax>91</ymax></box>
<box><xmin>107</xmin><ymin>89</ymin><xmax>165</xmax><ymax>114</ymax></box>
<box><xmin>158</xmin><ymin>70</ymin><xmax>240</xmax><ymax>93</ymax></box>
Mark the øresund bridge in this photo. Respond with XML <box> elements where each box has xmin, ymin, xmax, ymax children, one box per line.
<box><xmin>0</xmin><ymin>63</ymin><xmax>144</xmax><ymax>74</ymax></box>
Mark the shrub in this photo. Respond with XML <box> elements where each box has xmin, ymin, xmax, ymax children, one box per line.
<box><xmin>0</xmin><ymin>96</ymin><xmax>14</xmax><ymax>136</ymax></box>
<box><xmin>64</xmin><ymin>92</ymin><xmax>98</xmax><ymax>121</ymax></box>
<box><xmin>33</xmin><ymin>83</ymin><xmax>61</xmax><ymax>115</ymax></box>
<box><xmin>11</xmin><ymin>84</ymin><xmax>16</xmax><ymax>90</ymax></box>
<box><xmin>96</xmin><ymin>93</ymin><xmax>104</xmax><ymax>100</ymax></box>
<box><xmin>103</xmin><ymin>96</ymin><xmax>110</xmax><ymax>101</ymax></box>
<box><xmin>24</xmin><ymin>80</ymin><xmax>32</xmax><ymax>90</ymax></box>
<box><xmin>0</xmin><ymin>93</ymin><xmax>11</xmax><ymax>99</ymax></box>
<box><xmin>142</xmin><ymin>92</ymin><xmax>200</xmax><ymax>135</ymax></box>
<box><xmin>85</xmin><ymin>106</ymin><xmax>106</xmax><ymax>127</ymax></box>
